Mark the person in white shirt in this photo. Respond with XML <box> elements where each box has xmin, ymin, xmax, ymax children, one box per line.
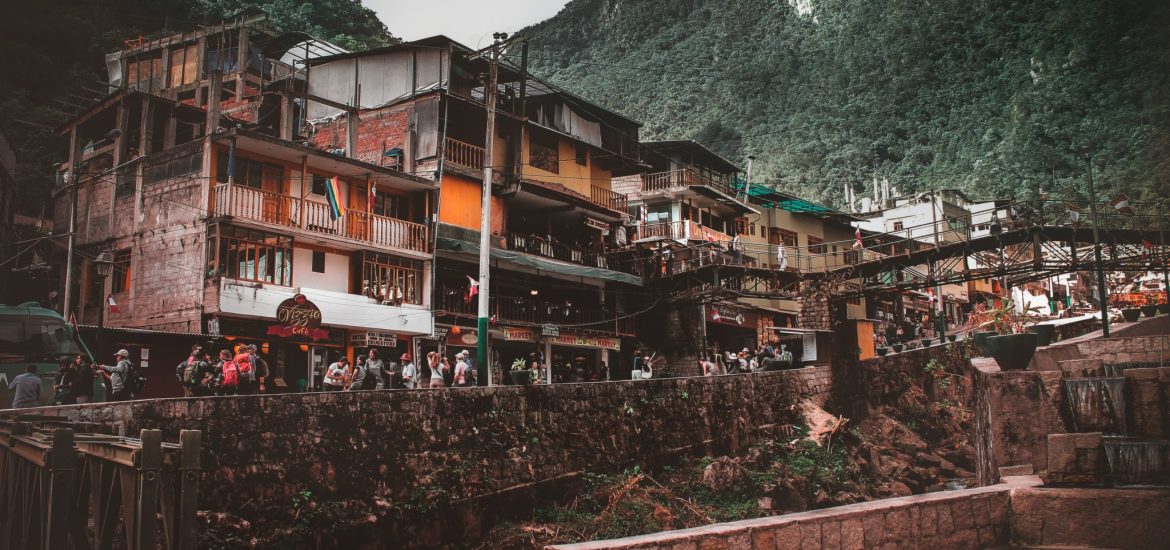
<box><xmin>323</xmin><ymin>356</ymin><xmax>348</xmax><ymax>391</ymax></box>
<box><xmin>429</xmin><ymin>355</ymin><xmax>447</xmax><ymax>388</ymax></box>
<box><xmin>454</xmin><ymin>351</ymin><xmax>470</xmax><ymax>387</ymax></box>
<box><xmin>400</xmin><ymin>353</ymin><xmax>417</xmax><ymax>389</ymax></box>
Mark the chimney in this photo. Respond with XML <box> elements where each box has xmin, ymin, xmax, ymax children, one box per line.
<box><xmin>873</xmin><ymin>177</ymin><xmax>879</xmax><ymax>208</ymax></box>
<box><xmin>882</xmin><ymin>177</ymin><xmax>890</xmax><ymax>205</ymax></box>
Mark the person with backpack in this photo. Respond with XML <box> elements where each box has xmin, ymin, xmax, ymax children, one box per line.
<box><xmin>235</xmin><ymin>347</ymin><xmax>258</xmax><ymax>395</ymax></box>
<box><xmin>177</xmin><ymin>345</ymin><xmax>202</xmax><ymax>397</ymax></box>
<box><xmin>453</xmin><ymin>351</ymin><xmax>470</xmax><ymax>387</ymax></box>
<box><xmin>99</xmin><ymin>349</ymin><xmax>134</xmax><ymax>401</ymax></box>
<box><xmin>54</xmin><ymin>358</ymin><xmax>79</xmax><ymax>405</ymax></box>
<box><xmin>188</xmin><ymin>350</ymin><xmax>216</xmax><ymax>397</ymax></box>
<box><xmin>71</xmin><ymin>356</ymin><xmax>96</xmax><ymax>404</ymax></box>
<box><xmin>216</xmin><ymin>349</ymin><xmax>240</xmax><ymax>396</ymax></box>
<box><xmin>246</xmin><ymin>344</ymin><xmax>269</xmax><ymax>393</ymax></box>
<box><xmin>347</xmin><ymin>355</ymin><xmax>369</xmax><ymax>391</ymax></box>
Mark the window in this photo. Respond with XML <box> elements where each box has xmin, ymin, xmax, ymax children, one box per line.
<box><xmin>769</xmin><ymin>228</ymin><xmax>798</xmax><ymax>247</ymax></box>
<box><xmin>311</xmin><ymin>174</ymin><xmax>328</xmax><ymax>196</ymax></box>
<box><xmin>312</xmin><ymin>251</ymin><xmax>326</xmax><ymax>273</ymax></box>
<box><xmin>893</xmin><ymin>221</ymin><xmax>904</xmax><ymax>231</ymax></box>
<box><xmin>529</xmin><ymin>132</ymin><xmax>559</xmax><ymax>174</ymax></box>
<box><xmin>111</xmin><ymin>249</ymin><xmax>132</xmax><ymax>294</ymax></box>
<box><xmin>371</xmin><ymin>190</ymin><xmax>411</xmax><ymax>220</ymax></box>
<box><xmin>360</xmin><ymin>253</ymin><xmax>423</xmax><ymax>305</ymax></box>
<box><xmin>575</xmin><ymin>143</ymin><xmax>588</xmax><ymax>166</ymax></box>
<box><xmin>215</xmin><ymin>154</ymin><xmax>274</xmax><ymax>189</ymax></box>
<box><xmin>214</xmin><ymin>226</ymin><xmax>293</xmax><ymax>285</ymax></box>
<box><xmin>169</xmin><ymin>44</ymin><xmax>200</xmax><ymax>88</ymax></box>
<box><xmin>749</xmin><ymin>222</ymin><xmax>756</xmax><ymax>236</ymax></box>
<box><xmin>808</xmin><ymin>236</ymin><xmax>826</xmax><ymax>255</ymax></box>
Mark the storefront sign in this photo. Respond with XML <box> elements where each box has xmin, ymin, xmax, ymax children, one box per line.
<box><xmin>447</xmin><ymin>328</ymin><xmax>479</xmax><ymax>346</ymax></box>
<box><xmin>350</xmin><ymin>331</ymin><xmax>397</xmax><ymax>348</ymax></box>
<box><xmin>504</xmin><ymin>327</ymin><xmax>536</xmax><ymax>341</ymax></box>
<box><xmin>708</xmin><ymin>304</ymin><xmax>754</xmax><ymax>327</ymax></box>
<box><xmin>268</xmin><ymin>294</ymin><xmax>329</xmax><ymax>340</ymax></box>
<box><xmin>541</xmin><ymin>324</ymin><xmax>560</xmax><ymax>337</ymax></box>
<box><xmin>583</xmin><ymin>217</ymin><xmax>609</xmax><ymax>232</ymax></box>
<box><xmin>549</xmin><ymin>333</ymin><xmax>620</xmax><ymax>350</ymax></box>
<box><xmin>206</xmin><ymin>317</ymin><xmax>220</xmax><ymax>337</ymax></box>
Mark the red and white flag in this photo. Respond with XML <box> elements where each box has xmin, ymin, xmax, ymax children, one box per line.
<box><xmin>465</xmin><ymin>275</ymin><xmax>479</xmax><ymax>304</ymax></box>
<box><xmin>1142</xmin><ymin>239</ymin><xmax>1154</xmax><ymax>261</ymax></box>
<box><xmin>853</xmin><ymin>227</ymin><xmax>863</xmax><ymax>250</ymax></box>
<box><xmin>711</xmin><ymin>309</ymin><xmax>721</xmax><ymax>322</ymax></box>
<box><xmin>107</xmin><ymin>295</ymin><xmax>121</xmax><ymax>314</ymax></box>
<box><xmin>1110</xmin><ymin>194</ymin><xmax>1133</xmax><ymax>215</ymax></box>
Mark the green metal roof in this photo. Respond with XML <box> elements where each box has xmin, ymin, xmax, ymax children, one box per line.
<box><xmin>734</xmin><ymin>180</ymin><xmax>843</xmax><ymax>215</ymax></box>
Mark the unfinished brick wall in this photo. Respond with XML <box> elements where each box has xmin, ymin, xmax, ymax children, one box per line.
<box><xmin>309</xmin><ymin>104</ymin><xmax>413</xmax><ymax>167</ymax></box>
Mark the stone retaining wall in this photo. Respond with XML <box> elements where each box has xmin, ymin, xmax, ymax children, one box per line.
<box><xmin>547</xmin><ymin>476</ymin><xmax>1041</xmax><ymax>550</ymax></box>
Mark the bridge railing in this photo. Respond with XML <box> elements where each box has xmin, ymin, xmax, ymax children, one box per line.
<box><xmin>0</xmin><ymin>416</ymin><xmax>201</xmax><ymax>550</ymax></box>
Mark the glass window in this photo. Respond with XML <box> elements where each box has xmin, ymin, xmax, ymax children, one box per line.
<box><xmin>360</xmin><ymin>253</ymin><xmax>423</xmax><ymax>305</ymax></box>
<box><xmin>312</xmin><ymin>251</ymin><xmax>326</xmax><ymax>273</ymax></box>
<box><xmin>529</xmin><ymin>132</ymin><xmax>559</xmax><ymax>174</ymax></box>
<box><xmin>312</xmin><ymin>174</ymin><xmax>328</xmax><ymax>196</ymax></box>
<box><xmin>111</xmin><ymin>249</ymin><xmax>132</xmax><ymax>294</ymax></box>
<box><xmin>215</xmin><ymin>226</ymin><xmax>293</xmax><ymax>286</ymax></box>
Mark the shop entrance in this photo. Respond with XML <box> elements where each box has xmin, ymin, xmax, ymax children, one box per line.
<box><xmin>706</xmin><ymin>322</ymin><xmax>757</xmax><ymax>359</ymax></box>
<box><xmin>549</xmin><ymin>346</ymin><xmax>601</xmax><ymax>383</ymax></box>
<box><xmin>495</xmin><ymin>339</ymin><xmax>541</xmax><ymax>385</ymax></box>
<box><xmin>283</xmin><ymin>345</ymin><xmax>340</xmax><ymax>391</ymax></box>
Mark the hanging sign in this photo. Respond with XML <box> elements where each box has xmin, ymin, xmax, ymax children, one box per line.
<box><xmin>351</xmin><ymin>331</ymin><xmax>397</xmax><ymax>348</ymax></box>
<box><xmin>549</xmin><ymin>333</ymin><xmax>621</xmax><ymax>350</ymax></box>
<box><xmin>268</xmin><ymin>294</ymin><xmax>329</xmax><ymax>340</ymax></box>
<box><xmin>504</xmin><ymin>327</ymin><xmax>537</xmax><ymax>341</ymax></box>
<box><xmin>583</xmin><ymin>217</ymin><xmax>609</xmax><ymax>232</ymax></box>
<box><xmin>708</xmin><ymin>304</ymin><xmax>753</xmax><ymax>327</ymax></box>
<box><xmin>541</xmin><ymin>324</ymin><xmax>561</xmax><ymax>338</ymax></box>
<box><xmin>447</xmin><ymin>328</ymin><xmax>478</xmax><ymax>346</ymax></box>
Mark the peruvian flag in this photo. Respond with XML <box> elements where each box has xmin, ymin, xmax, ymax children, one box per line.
<box><xmin>1066</xmin><ymin>202</ymin><xmax>1081</xmax><ymax>226</ymax></box>
<box><xmin>465</xmin><ymin>275</ymin><xmax>479</xmax><ymax>304</ymax></box>
<box><xmin>1111</xmin><ymin>194</ymin><xmax>1133</xmax><ymax>215</ymax></box>
<box><xmin>107</xmin><ymin>294</ymin><xmax>121</xmax><ymax>314</ymax></box>
<box><xmin>853</xmin><ymin>227</ymin><xmax>864</xmax><ymax>250</ymax></box>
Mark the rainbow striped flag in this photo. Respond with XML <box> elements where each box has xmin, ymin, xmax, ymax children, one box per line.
<box><xmin>324</xmin><ymin>176</ymin><xmax>344</xmax><ymax>220</ymax></box>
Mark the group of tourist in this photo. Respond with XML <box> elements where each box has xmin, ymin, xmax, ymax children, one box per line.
<box><xmin>173</xmin><ymin>344</ymin><xmax>269</xmax><ymax>397</ymax></box>
<box><xmin>701</xmin><ymin>341</ymin><xmax>796</xmax><ymax>376</ymax></box>
<box><xmin>317</xmin><ymin>348</ymin><xmax>480</xmax><ymax>391</ymax></box>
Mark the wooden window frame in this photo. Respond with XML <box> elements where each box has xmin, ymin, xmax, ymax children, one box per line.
<box><xmin>360</xmin><ymin>253</ymin><xmax>424</xmax><ymax>306</ymax></box>
<box><xmin>111</xmin><ymin>249</ymin><xmax>132</xmax><ymax>294</ymax></box>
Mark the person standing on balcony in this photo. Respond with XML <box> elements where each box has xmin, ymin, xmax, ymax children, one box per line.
<box><xmin>729</xmin><ymin>234</ymin><xmax>742</xmax><ymax>264</ymax></box>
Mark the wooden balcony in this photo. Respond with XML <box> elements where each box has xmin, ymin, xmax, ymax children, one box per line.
<box><xmin>438</xmin><ymin>285</ymin><xmax>635</xmax><ymax>336</ymax></box>
<box><xmin>641</xmin><ymin>168</ymin><xmax>737</xmax><ymax>197</ymax></box>
<box><xmin>637</xmin><ymin>220</ymin><xmax>730</xmax><ymax>243</ymax></box>
<box><xmin>213</xmin><ymin>183</ymin><xmax>428</xmax><ymax>253</ymax></box>
<box><xmin>445</xmin><ymin>137</ymin><xmax>485</xmax><ymax>170</ymax></box>
<box><xmin>505</xmin><ymin>232</ymin><xmax>642</xmax><ymax>276</ymax></box>
<box><xmin>590</xmin><ymin>184</ymin><xmax>628</xmax><ymax>213</ymax></box>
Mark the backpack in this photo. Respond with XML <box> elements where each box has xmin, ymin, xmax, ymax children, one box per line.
<box><xmin>236</xmin><ymin>353</ymin><xmax>255</xmax><ymax>382</ymax></box>
<box><xmin>123</xmin><ymin>361</ymin><xmax>146</xmax><ymax>395</ymax></box>
<box><xmin>181</xmin><ymin>359</ymin><xmax>199</xmax><ymax>386</ymax></box>
<box><xmin>221</xmin><ymin>360</ymin><xmax>239</xmax><ymax>388</ymax></box>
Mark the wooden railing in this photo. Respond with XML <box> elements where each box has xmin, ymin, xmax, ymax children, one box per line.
<box><xmin>641</xmin><ymin>168</ymin><xmax>737</xmax><ymax>197</ymax></box>
<box><xmin>213</xmin><ymin>183</ymin><xmax>428</xmax><ymax>253</ymax></box>
<box><xmin>445</xmin><ymin>138</ymin><xmax>485</xmax><ymax>170</ymax></box>
<box><xmin>439</xmin><ymin>285</ymin><xmax>631</xmax><ymax>335</ymax></box>
<box><xmin>589</xmin><ymin>185</ymin><xmax>629</xmax><ymax>213</ymax></box>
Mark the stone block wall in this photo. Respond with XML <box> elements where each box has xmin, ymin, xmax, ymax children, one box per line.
<box><xmin>1124</xmin><ymin>366</ymin><xmax>1170</xmax><ymax>439</ymax></box>
<box><xmin>973</xmin><ymin>359</ymin><xmax>1067</xmax><ymax>485</ymax></box>
<box><xmin>4</xmin><ymin>368</ymin><xmax>832</xmax><ymax>546</ymax></box>
<box><xmin>1045</xmin><ymin>432</ymin><xmax>1103</xmax><ymax>485</ymax></box>
<box><xmin>547</xmin><ymin>477</ymin><xmax>1038</xmax><ymax>550</ymax></box>
<box><xmin>1075</xmin><ymin>334</ymin><xmax>1170</xmax><ymax>364</ymax></box>
<box><xmin>1010</xmin><ymin>487</ymin><xmax>1170</xmax><ymax>549</ymax></box>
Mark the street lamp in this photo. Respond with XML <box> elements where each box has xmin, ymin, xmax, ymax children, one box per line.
<box><xmin>94</xmin><ymin>250</ymin><xmax>114</xmax><ymax>360</ymax></box>
<box><xmin>1079</xmin><ymin>142</ymin><xmax>1109</xmax><ymax>337</ymax></box>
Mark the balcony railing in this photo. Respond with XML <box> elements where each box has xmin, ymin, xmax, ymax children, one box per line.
<box><xmin>590</xmin><ymin>185</ymin><xmax>628</xmax><ymax>213</ymax></box>
<box><xmin>213</xmin><ymin>183</ymin><xmax>428</xmax><ymax>253</ymax></box>
<box><xmin>505</xmin><ymin>232</ymin><xmax>643</xmax><ymax>276</ymax></box>
<box><xmin>641</xmin><ymin>168</ymin><xmax>737</xmax><ymax>197</ymax></box>
<box><xmin>438</xmin><ymin>286</ymin><xmax>635</xmax><ymax>336</ymax></box>
<box><xmin>637</xmin><ymin>220</ymin><xmax>731</xmax><ymax>243</ymax></box>
<box><xmin>445</xmin><ymin>138</ymin><xmax>485</xmax><ymax>170</ymax></box>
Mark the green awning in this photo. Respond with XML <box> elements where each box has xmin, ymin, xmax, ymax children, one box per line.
<box><xmin>734</xmin><ymin>180</ymin><xmax>842</xmax><ymax>214</ymax></box>
<box><xmin>436</xmin><ymin>224</ymin><xmax>643</xmax><ymax>286</ymax></box>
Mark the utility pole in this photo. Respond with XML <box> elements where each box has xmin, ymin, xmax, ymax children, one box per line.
<box><xmin>929</xmin><ymin>189</ymin><xmax>945</xmax><ymax>340</ymax></box>
<box><xmin>62</xmin><ymin>163</ymin><xmax>79</xmax><ymax>318</ymax></box>
<box><xmin>475</xmin><ymin>33</ymin><xmax>507</xmax><ymax>386</ymax></box>
<box><xmin>1081</xmin><ymin>143</ymin><xmax>1110</xmax><ymax>337</ymax></box>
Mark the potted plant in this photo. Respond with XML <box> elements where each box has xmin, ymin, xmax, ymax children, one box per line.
<box><xmin>946</xmin><ymin>334</ymin><xmax>957</xmax><ymax>343</ymax></box>
<box><xmin>1141</xmin><ymin>301</ymin><xmax>1159</xmax><ymax>318</ymax></box>
<box><xmin>965</xmin><ymin>302</ymin><xmax>1000</xmax><ymax>355</ymax></box>
<box><xmin>1159</xmin><ymin>301</ymin><xmax>1170</xmax><ymax>314</ymax></box>
<box><xmin>510</xmin><ymin>358</ymin><xmax>532</xmax><ymax>385</ymax></box>
<box><xmin>1121</xmin><ymin>307</ymin><xmax>1142</xmax><ymax>322</ymax></box>
<box><xmin>892</xmin><ymin>343</ymin><xmax>904</xmax><ymax>353</ymax></box>
<box><xmin>1028</xmin><ymin>323</ymin><xmax>1055</xmax><ymax>346</ymax></box>
<box><xmin>876</xmin><ymin>346</ymin><xmax>888</xmax><ymax>357</ymax></box>
<box><xmin>982</xmin><ymin>299</ymin><xmax>1041</xmax><ymax>370</ymax></box>
<box><xmin>921</xmin><ymin>338</ymin><xmax>933</xmax><ymax>348</ymax></box>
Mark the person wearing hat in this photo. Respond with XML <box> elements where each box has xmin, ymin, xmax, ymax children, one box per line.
<box><xmin>453</xmin><ymin>350</ymin><xmax>470</xmax><ymax>387</ymax></box>
<box><xmin>245</xmin><ymin>344</ymin><xmax>269</xmax><ymax>394</ymax></box>
<box><xmin>100</xmin><ymin>349</ymin><xmax>133</xmax><ymax>401</ymax></box>
<box><xmin>400</xmin><ymin>352</ymin><xmax>416</xmax><ymax>389</ymax></box>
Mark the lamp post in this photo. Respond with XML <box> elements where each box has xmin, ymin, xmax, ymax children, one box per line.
<box><xmin>1079</xmin><ymin>142</ymin><xmax>1109</xmax><ymax>337</ymax></box>
<box><xmin>94</xmin><ymin>250</ymin><xmax>114</xmax><ymax>360</ymax></box>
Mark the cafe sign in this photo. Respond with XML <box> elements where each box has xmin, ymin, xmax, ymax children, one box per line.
<box><xmin>267</xmin><ymin>294</ymin><xmax>329</xmax><ymax>340</ymax></box>
<box><xmin>709</xmin><ymin>304</ymin><xmax>753</xmax><ymax>327</ymax></box>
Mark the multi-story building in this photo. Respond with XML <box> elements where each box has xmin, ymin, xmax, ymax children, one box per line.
<box><xmin>54</xmin><ymin>20</ymin><xmax>437</xmax><ymax>395</ymax></box>
<box><xmin>302</xmin><ymin>36</ymin><xmax>646</xmax><ymax>383</ymax></box>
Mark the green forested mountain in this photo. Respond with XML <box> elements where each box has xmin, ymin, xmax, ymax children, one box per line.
<box><xmin>0</xmin><ymin>0</ymin><xmax>395</xmax><ymax>215</ymax></box>
<box><xmin>521</xmin><ymin>0</ymin><xmax>1170</xmax><ymax>208</ymax></box>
